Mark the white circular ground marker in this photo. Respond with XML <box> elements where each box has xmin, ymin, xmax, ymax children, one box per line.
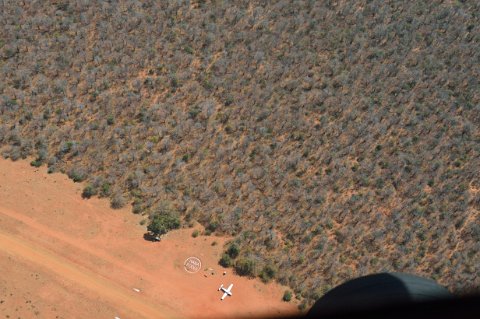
<box><xmin>184</xmin><ymin>257</ymin><xmax>202</xmax><ymax>273</ymax></box>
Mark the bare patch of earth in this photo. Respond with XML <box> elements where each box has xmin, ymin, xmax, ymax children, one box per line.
<box><xmin>0</xmin><ymin>158</ymin><xmax>297</xmax><ymax>318</ymax></box>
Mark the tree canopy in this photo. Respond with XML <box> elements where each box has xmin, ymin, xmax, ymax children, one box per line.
<box><xmin>147</xmin><ymin>213</ymin><xmax>181</xmax><ymax>236</ymax></box>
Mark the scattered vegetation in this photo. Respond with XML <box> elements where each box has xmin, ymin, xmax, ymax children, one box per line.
<box><xmin>0</xmin><ymin>0</ymin><xmax>478</xmax><ymax>307</ymax></box>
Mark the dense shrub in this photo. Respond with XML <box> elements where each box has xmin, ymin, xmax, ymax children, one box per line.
<box><xmin>259</xmin><ymin>264</ymin><xmax>277</xmax><ymax>283</ymax></box>
<box><xmin>219</xmin><ymin>253</ymin><xmax>232</xmax><ymax>268</ymax></box>
<box><xmin>206</xmin><ymin>220</ymin><xmax>219</xmax><ymax>234</ymax></box>
<box><xmin>99</xmin><ymin>183</ymin><xmax>111</xmax><ymax>197</ymax></box>
<box><xmin>283</xmin><ymin>290</ymin><xmax>293</xmax><ymax>302</ymax></box>
<box><xmin>81</xmin><ymin>185</ymin><xmax>96</xmax><ymax>199</ymax></box>
<box><xmin>132</xmin><ymin>201</ymin><xmax>143</xmax><ymax>214</ymax></box>
<box><xmin>234</xmin><ymin>258</ymin><xmax>256</xmax><ymax>277</ymax></box>
<box><xmin>147</xmin><ymin>213</ymin><xmax>181</xmax><ymax>236</ymax></box>
<box><xmin>67</xmin><ymin>168</ymin><xmax>86</xmax><ymax>183</ymax></box>
<box><xmin>227</xmin><ymin>243</ymin><xmax>240</xmax><ymax>259</ymax></box>
<box><xmin>30</xmin><ymin>159</ymin><xmax>42</xmax><ymax>167</ymax></box>
<box><xmin>110</xmin><ymin>193</ymin><xmax>126</xmax><ymax>209</ymax></box>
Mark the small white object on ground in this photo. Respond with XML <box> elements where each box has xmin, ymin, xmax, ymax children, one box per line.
<box><xmin>133</xmin><ymin>288</ymin><xmax>141</xmax><ymax>292</ymax></box>
<box><xmin>114</xmin><ymin>316</ymin><xmax>121</xmax><ymax>319</ymax></box>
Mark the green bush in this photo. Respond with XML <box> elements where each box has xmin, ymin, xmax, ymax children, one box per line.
<box><xmin>206</xmin><ymin>220</ymin><xmax>219</xmax><ymax>233</ymax></box>
<box><xmin>183</xmin><ymin>46</ymin><xmax>194</xmax><ymax>54</ymax></box>
<box><xmin>110</xmin><ymin>193</ymin><xmax>126</xmax><ymax>209</ymax></box>
<box><xmin>99</xmin><ymin>182</ymin><xmax>111</xmax><ymax>197</ymax></box>
<box><xmin>132</xmin><ymin>199</ymin><xmax>142</xmax><ymax>214</ymax></box>
<box><xmin>260</xmin><ymin>264</ymin><xmax>277</xmax><ymax>283</ymax></box>
<box><xmin>219</xmin><ymin>253</ymin><xmax>232</xmax><ymax>267</ymax></box>
<box><xmin>82</xmin><ymin>185</ymin><xmax>96</xmax><ymax>199</ymax></box>
<box><xmin>227</xmin><ymin>243</ymin><xmax>240</xmax><ymax>259</ymax></box>
<box><xmin>298</xmin><ymin>300</ymin><xmax>308</xmax><ymax>311</ymax></box>
<box><xmin>192</xmin><ymin>229</ymin><xmax>200</xmax><ymax>238</ymax></box>
<box><xmin>188</xmin><ymin>107</ymin><xmax>200</xmax><ymax>119</ymax></box>
<box><xmin>234</xmin><ymin>258</ymin><xmax>256</xmax><ymax>277</ymax></box>
<box><xmin>147</xmin><ymin>213</ymin><xmax>181</xmax><ymax>236</ymax></box>
<box><xmin>60</xmin><ymin>141</ymin><xmax>74</xmax><ymax>154</ymax></box>
<box><xmin>68</xmin><ymin>168</ymin><xmax>86</xmax><ymax>183</ymax></box>
<box><xmin>283</xmin><ymin>290</ymin><xmax>292</xmax><ymax>302</ymax></box>
<box><xmin>30</xmin><ymin>159</ymin><xmax>42</xmax><ymax>167</ymax></box>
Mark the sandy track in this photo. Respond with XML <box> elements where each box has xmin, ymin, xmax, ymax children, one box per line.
<box><xmin>0</xmin><ymin>205</ymin><xmax>162</xmax><ymax>287</ymax></box>
<box><xmin>0</xmin><ymin>230</ymin><xmax>174</xmax><ymax>319</ymax></box>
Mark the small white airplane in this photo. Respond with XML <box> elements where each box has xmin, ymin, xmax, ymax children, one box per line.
<box><xmin>218</xmin><ymin>283</ymin><xmax>233</xmax><ymax>300</ymax></box>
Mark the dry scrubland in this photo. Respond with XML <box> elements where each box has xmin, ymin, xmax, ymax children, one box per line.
<box><xmin>0</xmin><ymin>0</ymin><xmax>479</xmax><ymax>308</ymax></box>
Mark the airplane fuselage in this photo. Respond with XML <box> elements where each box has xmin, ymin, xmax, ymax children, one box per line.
<box><xmin>218</xmin><ymin>283</ymin><xmax>233</xmax><ymax>300</ymax></box>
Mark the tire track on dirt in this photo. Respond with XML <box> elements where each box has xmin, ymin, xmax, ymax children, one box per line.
<box><xmin>0</xmin><ymin>230</ymin><xmax>175</xmax><ymax>319</ymax></box>
<box><xmin>0</xmin><ymin>206</ymin><xmax>164</xmax><ymax>285</ymax></box>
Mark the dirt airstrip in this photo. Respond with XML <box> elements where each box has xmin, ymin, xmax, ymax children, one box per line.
<box><xmin>0</xmin><ymin>158</ymin><xmax>298</xmax><ymax>318</ymax></box>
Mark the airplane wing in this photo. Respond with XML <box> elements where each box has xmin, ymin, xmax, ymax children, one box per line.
<box><xmin>219</xmin><ymin>283</ymin><xmax>234</xmax><ymax>300</ymax></box>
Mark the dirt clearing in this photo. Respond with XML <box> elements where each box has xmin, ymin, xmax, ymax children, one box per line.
<box><xmin>0</xmin><ymin>158</ymin><xmax>298</xmax><ymax>318</ymax></box>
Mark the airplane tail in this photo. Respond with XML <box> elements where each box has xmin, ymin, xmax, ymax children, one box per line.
<box><xmin>218</xmin><ymin>284</ymin><xmax>223</xmax><ymax>291</ymax></box>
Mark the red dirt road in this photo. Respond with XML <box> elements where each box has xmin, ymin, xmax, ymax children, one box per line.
<box><xmin>0</xmin><ymin>231</ymin><xmax>171</xmax><ymax>318</ymax></box>
<box><xmin>0</xmin><ymin>159</ymin><xmax>298</xmax><ymax>318</ymax></box>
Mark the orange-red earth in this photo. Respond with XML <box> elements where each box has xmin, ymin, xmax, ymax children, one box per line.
<box><xmin>0</xmin><ymin>158</ymin><xmax>298</xmax><ymax>318</ymax></box>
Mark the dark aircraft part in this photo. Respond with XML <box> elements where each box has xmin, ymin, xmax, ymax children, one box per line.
<box><xmin>307</xmin><ymin>272</ymin><xmax>452</xmax><ymax>316</ymax></box>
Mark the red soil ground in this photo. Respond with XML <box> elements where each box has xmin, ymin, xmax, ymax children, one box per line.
<box><xmin>0</xmin><ymin>158</ymin><xmax>298</xmax><ymax>319</ymax></box>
